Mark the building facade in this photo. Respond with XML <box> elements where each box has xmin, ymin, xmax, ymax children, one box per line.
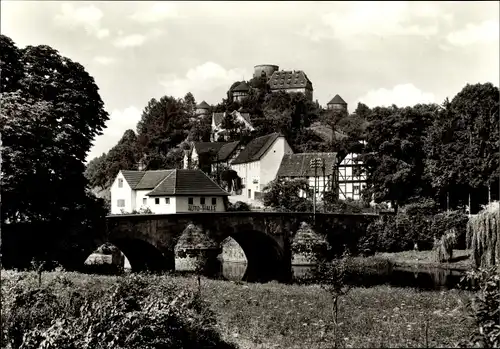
<box><xmin>268</xmin><ymin>70</ymin><xmax>313</xmax><ymax>101</ymax></box>
<box><xmin>232</xmin><ymin>81</ymin><xmax>250</xmax><ymax>102</ymax></box>
<box><xmin>276</xmin><ymin>153</ymin><xmax>338</xmax><ymax>201</ymax></box>
<box><xmin>195</xmin><ymin>101</ymin><xmax>210</xmax><ymax>116</ymax></box>
<box><xmin>326</xmin><ymin>94</ymin><xmax>348</xmax><ymax>112</ymax></box>
<box><xmin>230</xmin><ymin>133</ymin><xmax>293</xmax><ymax>204</ymax></box>
<box><xmin>211</xmin><ymin>110</ymin><xmax>254</xmax><ymax>141</ymax></box>
<box><xmin>336</xmin><ymin>152</ymin><xmax>367</xmax><ymax>201</ymax></box>
<box><xmin>110</xmin><ymin>169</ymin><xmax>229</xmax><ymax>214</ymax></box>
<box><xmin>183</xmin><ymin>141</ymin><xmax>242</xmax><ymax>174</ymax></box>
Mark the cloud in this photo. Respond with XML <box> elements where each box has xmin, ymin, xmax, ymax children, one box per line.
<box><xmin>93</xmin><ymin>56</ymin><xmax>116</xmax><ymax>65</ymax></box>
<box><xmin>87</xmin><ymin>106</ymin><xmax>141</xmax><ymax>161</ymax></box>
<box><xmin>357</xmin><ymin>84</ymin><xmax>435</xmax><ymax>108</ymax></box>
<box><xmin>321</xmin><ymin>2</ymin><xmax>438</xmax><ymax>39</ymax></box>
<box><xmin>301</xmin><ymin>2</ymin><xmax>446</xmax><ymax>45</ymax></box>
<box><xmin>159</xmin><ymin>62</ymin><xmax>251</xmax><ymax>103</ymax></box>
<box><xmin>54</xmin><ymin>3</ymin><xmax>110</xmax><ymax>39</ymax></box>
<box><xmin>130</xmin><ymin>3</ymin><xmax>180</xmax><ymax>23</ymax></box>
<box><xmin>446</xmin><ymin>20</ymin><xmax>500</xmax><ymax>46</ymax></box>
<box><xmin>113</xmin><ymin>34</ymin><xmax>147</xmax><ymax>48</ymax></box>
<box><xmin>112</xmin><ymin>29</ymin><xmax>165</xmax><ymax>48</ymax></box>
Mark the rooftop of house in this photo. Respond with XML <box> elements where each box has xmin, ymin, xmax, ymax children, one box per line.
<box><xmin>196</xmin><ymin>101</ymin><xmax>210</xmax><ymax>109</ymax></box>
<box><xmin>268</xmin><ymin>70</ymin><xmax>313</xmax><ymax>91</ymax></box>
<box><xmin>233</xmin><ymin>81</ymin><xmax>250</xmax><ymax>92</ymax></box>
<box><xmin>120</xmin><ymin>169</ymin><xmax>229</xmax><ymax>196</ymax></box>
<box><xmin>212</xmin><ymin>110</ymin><xmax>252</xmax><ymax>128</ymax></box>
<box><xmin>191</xmin><ymin>141</ymin><xmax>240</xmax><ymax>161</ymax></box>
<box><xmin>231</xmin><ymin>132</ymin><xmax>282</xmax><ymax>165</ymax></box>
<box><xmin>276</xmin><ymin>153</ymin><xmax>338</xmax><ymax>178</ymax></box>
<box><xmin>327</xmin><ymin>94</ymin><xmax>347</xmax><ymax>105</ymax></box>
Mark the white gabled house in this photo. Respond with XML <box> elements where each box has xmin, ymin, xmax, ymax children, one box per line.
<box><xmin>337</xmin><ymin>152</ymin><xmax>367</xmax><ymax>201</ymax></box>
<box><xmin>230</xmin><ymin>132</ymin><xmax>293</xmax><ymax>204</ymax></box>
<box><xmin>110</xmin><ymin>169</ymin><xmax>230</xmax><ymax>214</ymax></box>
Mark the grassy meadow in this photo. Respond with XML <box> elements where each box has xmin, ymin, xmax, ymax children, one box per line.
<box><xmin>1</xmin><ymin>270</ymin><xmax>475</xmax><ymax>349</ymax></box>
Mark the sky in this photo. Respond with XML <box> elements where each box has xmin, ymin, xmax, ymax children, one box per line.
<box><xmin>1</xmin><ymin>1</ymin><xmax>499</xmax><ymax>161</ymax></box>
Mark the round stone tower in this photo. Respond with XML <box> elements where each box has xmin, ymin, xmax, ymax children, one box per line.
<box><xmin>253</xmin><ymin>64</ymin><xmax>279</xmax><ymax>79</ymax></box>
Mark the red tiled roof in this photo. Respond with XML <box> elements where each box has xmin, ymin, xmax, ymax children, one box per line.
<box><xmin>268</xmin><ymin>70</ymin><xmax>313</xmax><ymax>91</ymax></box>
<box><xmin>147</xmin><ymin>169</ymin><xmax>229</xmax><ymax>196</ymax></box>
<box><xmin>277</xmin><ymin>153</ymin><xmax>338</xmax><ymax>177</ymax></box>
<box><xmin>231</xmin><ymin>132</ymin><xmax>282</xmax><ymax>165</ymax></box>
<box><xmin>327</xmin><ymin>94</ymin><xmax>347</xmax><ymax>105</ymax></box>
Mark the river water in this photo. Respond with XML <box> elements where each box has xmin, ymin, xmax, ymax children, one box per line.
<box><xmin>177</xmin><ymin>260</ymin><xmax>469</xmax><ymax>291</ymax></box>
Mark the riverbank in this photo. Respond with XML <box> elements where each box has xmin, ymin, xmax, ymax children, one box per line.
<box><xmin>370</xmin><ymin>249</ymin><xmax>473</xmax><ymax>271</ymax></box>
<box><xmin>1</xmin><ymin>270</ymin><xmax>474</xmax><ymax>348</ymax></box>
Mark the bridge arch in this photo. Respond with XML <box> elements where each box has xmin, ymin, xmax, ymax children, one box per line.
<box><xmin>110</xmin><ymin>238</ymin><xmax>170</xmax><ymax>272</ymax></box>
<box><xmin>222</xmin><ymin>227</ymin><xmax>287</xmax><ymax>282</ymax></box>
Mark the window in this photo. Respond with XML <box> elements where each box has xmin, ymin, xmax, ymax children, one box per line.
<box><xmin>117</xmin><ymin>199</ymin><xmax>125</xmax><ymax>207</ymax></box>
<box><xmin>212</xmin><ymin>198</ymin><xmax>217</xmax><ymax>205</ymax></box>
<box><xmin>165</xmin><ymin>198</ymin><xmax>170</xmax><ymax>204</ymax></box>
<box><xmin>353</xmin><ymin>185</ymin><xmax>360</xmax><ymax>195</ymax></box>
<box><xmin>155</xmin><ymin>198</ymin><xmax>160</xmax><ymax>205</ymax></box>
<box><xmin>200</xmin><ymin>197</ymin><xmax>205</xmax><ymax>205</ymax></box>
<box><xmin>118</xmin><ymin>178</ymin><xmax>123</xmax><ymax>188</ymax></box>
<box><xmin>142</xmin><ymin>198</ymin><xmax>147</xmax><ymax>205</ymax></box>
<box><xmin>188</xmin><ymin>198</ymin><xmax>193</xmax><ymax>205</ymax></box>
<box><xmin>248</xmin><ymin>189</ymin><xmax>251</xmax><ymax>198</ymax></box>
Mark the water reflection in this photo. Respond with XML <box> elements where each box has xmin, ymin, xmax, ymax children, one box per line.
<box><xmin>218</xmin><ymin>261</ymin><xmax>467</xmax><ymax>290</ymax></box>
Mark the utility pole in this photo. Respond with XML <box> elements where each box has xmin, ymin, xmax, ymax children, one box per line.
<box><xmin>309</xmin><ymin>157</ymin><xmax>323</xmax><ymax>224</ymax></box>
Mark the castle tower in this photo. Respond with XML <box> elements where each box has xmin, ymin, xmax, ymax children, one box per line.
<box><xmin>253</xmin><ymin>64</ymin><xmax>279</xmax><ymax>80</ymax></box>
<box><xmin>327</xmin><ymin>94</ymin><xmax>348</xmax><ymax>112</ymax></box>
<box><xmin>232</xmin><ymin>81</ymin><xmax>250</xmax><ymax>102</ymax></box>
<box><xmin>195</xmin><ymin>101</ymin><xmax>210</xmax><ymax>116</ymax></box>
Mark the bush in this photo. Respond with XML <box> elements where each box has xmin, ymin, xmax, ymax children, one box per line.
<box><xmin>460</xmin><ymin>267</ymin><xmax>500</xmax><ymax>348</ymax></box>
<box><xmin>227</xmin><ymin>201</ymin><xmax>251</xmax><ymax>211</ymax></box>
<box><xmin>2</xmin><ymin>273</ymin><xmax>237</xmax><ymax>349</ymax></box>
<box><xmin>432</xmin><ymin>210</ymin><xmax>468</xmax><ymax>250</ymax></box>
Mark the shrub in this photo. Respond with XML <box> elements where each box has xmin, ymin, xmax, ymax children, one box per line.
<box><xmin>467</xmin><ymin>201</ymin><xmax>500</xmax><ymax>268</ymax></box>
<box><xmin>3</xmin><ymin>274</ymin><xmax>237</xmax><ymax>349</ymax></box>
<box><xmin>460</xmin><ymin>267</ymin><xmax>500</xmax><ymax>348</ymax></box>
<box><xmin>432</xmin><ymin>210</ymin><xmax>469</xmax><ymax>249</ymax></box>
<box><xmin>227</xmin><ymin>201</ymin><xmax>251</xmax><ymax>211</ymax></box>
<box><xmin>433</xmin><ymin>228</ymin><xmax>457</xmax><ymax>262</ymax></box>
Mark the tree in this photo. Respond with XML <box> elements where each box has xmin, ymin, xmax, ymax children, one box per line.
<box><xmin>424</xmin><ymin>83</ymin><xmax>499</xmax><ymax>211</ymax></box>
<box><xmin>262</xmin><ymin>179</ymin><xmax>313</xmax><ymax>212</ymax></box>
<box><xmin>0</xmin><ymin>35</ymin><xmax>22</xmax><ymax>92</ymax></box>
<box><xmin>359</xmin><ymin>104</ymin><xmax>437</xmax><ymax>211</ymax></box>
<box><xmin>104</xmin><ymin>129</ymin><xmax>140</xmax><ymax>184</ymax></box>
<box><xmin>85</xmin><ymin>153</ymin><xmax>108</xmax><ymax>190</ymax></box>
<box><xmin>182</xmin><ymin>92</ymin><xmax>197</xmax><ymax>117</ymax></box>
<box><xmin>136</xmin><ymin>96</ymin><xmax>190</xmax><ymax>170</ymax></box>
<box><xmin>1</xmin><ymin>36</ymin><xmax>109</xmax><ymax>267</ymax></box>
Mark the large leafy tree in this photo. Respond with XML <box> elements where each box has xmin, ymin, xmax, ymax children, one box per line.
<box><xmin>1</xmin><ymin>35</ymin><xmax>109</xmax><ymax>266</ymax></box>
<box><xmin>359</xmin><ymin>104</ymin><xmax>437</xmax><ymax>211</ymax></box>
<box><xmin>424</xmin><ymin>83</ymin><xmax>499</xmax><ymax>211</ymax></box>
<box><xmin>136</xmin><ymin>96</ymin><xmax>190</xmax><ymax>170</ymax></box>
<box><xmin>85</xmin><ymin>153</ymin><xmax>108</xmax><ymax>191</ymax></box>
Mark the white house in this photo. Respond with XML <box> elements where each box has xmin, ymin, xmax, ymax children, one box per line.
<box><xmin>230</xmin><ymin>132</ymin><xmax>293</xmax><ymax>204</ymax></box>
<box><xmin>211</xmin><ymin>110</ymin><xmax>254</xmax><ymax>141</ymax></box>
<box><xmin>110</xmin><ymin>169</ymin><xmax>230</xmax><ymax>214</ymax></box>
<box><xmin>276</xmin><ymin>153</ymin><xmax>338</xmax><ymax>201</ymax></box>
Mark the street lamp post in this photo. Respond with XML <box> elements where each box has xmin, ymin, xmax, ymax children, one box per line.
<box><xmin>309</xmin><ymin>157</ymin><xmax>324</xmax><ymax>223</ymax></box>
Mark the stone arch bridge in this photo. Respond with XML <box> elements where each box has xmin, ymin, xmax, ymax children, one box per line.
<box><xmin>105</xmin><ymin>212</ymin><xmax>381</xmax><ymax>282</ymax></box>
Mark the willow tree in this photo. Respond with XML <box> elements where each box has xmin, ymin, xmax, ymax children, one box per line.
<box><xmin>467</xmin><ymin>201</ymin><xmax>500</xmax><ymax>268</ymax></box>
